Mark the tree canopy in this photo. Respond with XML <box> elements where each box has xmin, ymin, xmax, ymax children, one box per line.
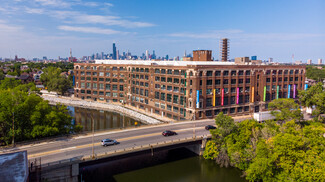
<box><xmin>268</xmin><ymin>98</ymin><xmax>303</xmax><ymax>122</ymax></box>
<box><xmin>204</xmin><ymin>113</ymin><xmax>325</xmax><ymax>182</ymax></box>
<box><xmin>299</xmin><ymin>82</ymin><xmax>325</xmax><ymax>120</ymax></box>
<box><xmin>0</xmin><ymin>79</ymin><xmax>80</xmax><ymax>145</ymax></box>
<box><xmin>40</xmin><ymin>66</ymin><xmax>72</xmax><ymax>95</ymax></box>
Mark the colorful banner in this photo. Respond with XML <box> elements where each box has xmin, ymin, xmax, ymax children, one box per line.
<box><xmin>236</xmin><ymin>87</ymin><xmax>239</xmax><ymax>104</ymax></box>
<box><xmin>276</xmin><ymin>85</ymin><xmax>279</xmax><ymax>99</ymax></box>
<box><xmin>263</xmin><ymin>86</ymin><xmax>266</xmax><ymax>101</ymax></box>
<box><xmin>288</xmin><ymin>85</ymin><xmax>291</xmax><ymax>98</ymax></box>
<box><xmin>305</xmin><ymin>84</ymin><xmax>308</xmax><ymax>90</ymax></box>
<box><xmin>293</xmin><ymin>84</ymin><xmax>296</xmax><ymax>98</ymax></box>
<box><xmin>196</xmin><ymin>90</ymin><xmax>200</xmax><ymax>108</ymax></box>
<box><xmin>221</xmin><ymin>88</ymin><xmax>224</xmax><ymax>106</ymax></box>
<box><xmin>251</xmin><ymin>87</ymin><xmax>254</xmax><ymax>103</ymax></box>
<box><xmin>213</xmin><ymin>89</ymin><xmax>216</xmax><ymax>106</ymax></box>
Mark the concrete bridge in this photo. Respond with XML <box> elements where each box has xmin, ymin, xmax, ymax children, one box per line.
<box><xmin>29</xmin><ymin>136</ymin><xmax>209</xmax><ymax>182</ymax></box>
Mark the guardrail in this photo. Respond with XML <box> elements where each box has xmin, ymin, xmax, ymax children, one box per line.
<box><xmin>29</xmin><ymin>134</ymin><xmax>211</xmax><ymax>169</ymax></box>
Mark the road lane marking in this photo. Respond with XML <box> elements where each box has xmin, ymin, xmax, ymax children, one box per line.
<box><xmin>27</xmin><ymin>127</ymin><xmax>208</xmax><ymax>159</ymax></box>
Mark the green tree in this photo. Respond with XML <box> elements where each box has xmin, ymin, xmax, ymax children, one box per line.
<box><xmin>299</xmin><ymin>82</ymin><xmax>325</xmax><ymax>119</ymax></box>
<box><xmin>0</xmin><ymin>78</ymin><xmax>21</xmax><ymax>90</ymax></box>
<box><xmin>268</xmin><ymin>98</ymin><xmax>303</xmax><ymax>123</ymax></box>
<box><xmin>41</xmin><ymin>66</ymin><xmax>72</xmax><ymax>95</ymax></box>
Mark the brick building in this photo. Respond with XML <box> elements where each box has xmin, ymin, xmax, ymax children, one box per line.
<box><xmin>73</xmin><ymin>51</ymin><xmax>306</xmax><ymax>121</ymax></box>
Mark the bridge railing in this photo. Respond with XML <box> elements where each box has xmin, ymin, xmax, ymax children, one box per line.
<box><xmin>29</xmin><ymin>134</ymin><xmax>211</xmax><ymax>169</ymax></box>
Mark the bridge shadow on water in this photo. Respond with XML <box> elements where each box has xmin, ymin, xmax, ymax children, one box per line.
<box><xmin>79</xmin><ymin>147</ymin><xmax>197</xmax><ymax>182</ymax></box>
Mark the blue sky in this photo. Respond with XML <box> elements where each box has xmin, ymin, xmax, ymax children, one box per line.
<box><xmin>0</xmin><ymin>0</ymin><xmax>324</xmax><ymax>62</ymax></box>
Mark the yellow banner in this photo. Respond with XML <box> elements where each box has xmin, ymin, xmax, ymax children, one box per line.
<box><xmin>251</xmin><ymin>87</ymin><xmax>254</xmax><ymax>102</ymax></box>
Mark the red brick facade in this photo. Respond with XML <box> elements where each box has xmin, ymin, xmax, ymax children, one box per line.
<box><xmin>74</xmin><ymin>62</ymin><xmax>305</xmax><ymax>121</ymax></box>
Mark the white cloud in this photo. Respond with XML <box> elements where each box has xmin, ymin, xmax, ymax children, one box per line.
<box><xmin>58</xmin><ymin>25</ymin><xmax>124</xmax><ymax>35</ymax></box>
<box><xmin>34</xmin><ymin>0</ymin><xmax>70</xmax><ymax>8</ymax></box>
<box><xmin>25</xmin><ymin>7</ymin><xmax>44</xmax><ymax>14</ymax></box>
<box><xmin>51</xmin><ymin>11</ymin><xmax>155</xmax><ymax>28</ymax></box>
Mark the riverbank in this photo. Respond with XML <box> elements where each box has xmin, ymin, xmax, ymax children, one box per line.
<box><xmin>41</xmin><ymin>95</ymin><xmax>163</xmax><ymax>125</ymax></box>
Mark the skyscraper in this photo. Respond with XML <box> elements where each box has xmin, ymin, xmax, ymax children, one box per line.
<box><xmin>145</xmin><ymin>50</ymin><xmax>149</xmax><ymax>60</ymax></box>
<box><xmin>318</xmin><ymin>59</ymin><xmax>322</xmax><ymax>65</ymax></box>
<box><xmin>112</xmin><ymin>43</ymin><xmax>117</xmax><ymax>60</ymax></box>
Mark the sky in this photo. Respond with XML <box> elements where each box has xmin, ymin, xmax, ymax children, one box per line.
<box><xmin>0</xmin><ymin>0</ymin><xmax>324</xmax><ymax>63</ymax></box>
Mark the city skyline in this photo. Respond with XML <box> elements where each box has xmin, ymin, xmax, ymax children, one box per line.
<box><xmin>0</xmin><ymin>0</ymin><xmax>324</xmax><ymax>62</ymax></box>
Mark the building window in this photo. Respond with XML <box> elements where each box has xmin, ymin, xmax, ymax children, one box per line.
<box><xmin>155</xmin><ymin>92</ymin><xmax>160</xmax><ymax>99</ymax></box>
<box><xmin>207</xmin><ymin>71</ymin><xmax>213</xmax><ymax>76</ymax></box>
<box><xmin>215</xmin><ymin>71</ymin><xmax>221</xmax><ymax>76</ymax></box>
<box><xmin>173</xmin><ymin>95</ymin><xmax>179</xmax><ymax>104</ymax></box>
<box><xmin>230</xmin><ymin>108</ymin><xmax>235</xmax><ymax>113</ymax></box>
<box><xmin>223</xmin><ymin>79</ymin><xmax>228</xmax><ymax>84</ymax></box>
<box><xmin>206</xmin><ymin>98</ymin><xmax>212</xmax><ymax>107</ymax></box>
<box><xmin>207</xmin><ymin>80</ymin><xmax>213</xmax><ymax>85</ymax></box>
<box><xmin>223</xmin><ymin>71</ymin><xmax>229</xmax><ymax>76</ymax></box>
<box><xmin>106</xmin><ymin>84</ymin><xmax>111</xmax><ymax>90</ymax></box>
<box><xmin>167</xmin><ymin>94</ymin><xmax>172</xmax><ymax>102</ymax></box>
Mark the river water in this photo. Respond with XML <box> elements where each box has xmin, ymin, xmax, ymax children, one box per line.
<box><xmin>68</xmin><ymin>106</ymin><xmax>143</xmax><ymax>132</ymax></box>
<box><xmin>114</xmin><ymin>156</ymin><xmax>245</xmax><ymax>182</ymax></box>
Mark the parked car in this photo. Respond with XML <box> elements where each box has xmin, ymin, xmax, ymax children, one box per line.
<box><xmin>162</xmin><ymin>130</ymin><xmax>177</xmax><ymax>136</ymax></box>
<box><xmin>101</xmin><ymin>139</ymin><xmax>118</xmax><ymax>146</ymax></box>
<box><xmin>205</xmin><ymin>125</ymin><xmax>216</xmax><ymax>130</ymax></box>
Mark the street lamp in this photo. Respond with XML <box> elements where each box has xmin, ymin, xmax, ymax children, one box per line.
<box><xmin>87</xmin><ymin>108</ymin><xmax>95</xmax><ymax>159</ymax></box>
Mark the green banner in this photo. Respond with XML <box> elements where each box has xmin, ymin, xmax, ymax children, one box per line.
<box><xmin>276</xmin><ymin>85</ymin><xmax>279</xmax><ymax>99</ymax></box>
<box><xmin>263</xmin><ymin>86</ymin><xmax>266</xmax><ymax>101</ymax></box>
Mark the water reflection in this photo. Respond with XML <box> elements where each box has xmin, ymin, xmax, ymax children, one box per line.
<box><xmin>68</xmin><ymin>106</ymin><xmax>143</xmax><ymax>132</ymax></box>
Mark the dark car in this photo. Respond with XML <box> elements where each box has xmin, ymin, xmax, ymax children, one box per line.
<box><xmin>162</xmin><ymin>130</ymin><xmax>177</xmax><ymax>136</ymax></box>
<box><xmin>205</xmin><ymin>125</ymin><xmax>216</xmax><ymax>130</ymax></box>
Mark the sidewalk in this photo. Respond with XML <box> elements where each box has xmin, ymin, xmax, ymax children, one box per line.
<box><xmin>41</xmin><ymin>95</ymin><xmax>163</xmax><ymax>125</ymax></box>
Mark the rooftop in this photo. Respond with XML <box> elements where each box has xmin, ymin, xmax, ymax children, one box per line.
<box><xmin>95</xmin><ymin>60</ymin><xmax>235</xmax><ymax>66</ymax></box>
<box><xmin>0</xmin><ymin>151</ymin><xmax>28</xmax><ymax>182</ymax></box>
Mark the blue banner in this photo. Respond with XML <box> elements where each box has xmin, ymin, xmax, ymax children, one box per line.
<box><xmin>288</xmin><ymin>85</ymin><xmax>291</xmax><ymax>98</ymax></box>
<box><xmin>73</xmin><ymin>75</ymin><xmax>75</xmax><ymax>86</ymax></box>
<box><xmin>196</xmin><ymin>90</ymin><xmax>200</xmax><ymax>108</ymax></box>
<box><xmin>305</xmin><ymin>84</ymin><xmax>308</xmax><ymax>90</ymax></box>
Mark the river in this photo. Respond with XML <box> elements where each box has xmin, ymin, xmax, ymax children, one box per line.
<box><xmin>68</xmin><ymin>106</ymin><xmax>144</xmax><ymax>132</ymax></box>
<box><xmin>113</xmin><ymin>156</ymin><xmax>245</xmax><ymax>182</ymax></box>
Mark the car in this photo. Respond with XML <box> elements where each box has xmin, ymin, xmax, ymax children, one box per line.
<box><xmin>162</xmin><ymin>130</ymin><xmax>177</xmax><ymax>136</ymax></box>
<box><xmin>101</xmin><ymin>139</ymin><xmax>118</xmax><ymax>146</ymax></box>
<box><xmin>205</xmin><ymin>125</ymin><xmax>216</xmax><ymax>130</ymax></box>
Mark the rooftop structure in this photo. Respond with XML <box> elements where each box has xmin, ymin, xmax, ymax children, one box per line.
<box><xmin>220</xmin><ymin>38</ymin><xmax>229</xmax><ymax>62</ymax></box>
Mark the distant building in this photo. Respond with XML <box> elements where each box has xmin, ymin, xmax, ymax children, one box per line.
<box><xmin>318</xmin><ymin>59</ymin><xmax>322</xmax><ymax>65</ymax></box>
<box><xmin>220</xmin><ymin>38</ymin><xmax>229</xmax><ymax>62</ymax></box>
<box><xmin>235</xmin><ymin>57</ymin><xmax>250</xmax><ymax>65</ymax></box>
<box><xmin>295</xmin><ymin>60</ymin><xmax>303</xmax><ymax>65</ymax></box>
<box><xmin>112</xmin><ymin>43</ymin><xmax>117</xmax><ymax>60</ymax></box>
<box><xmin>251</xmin><ymin>56</ymin><xmax>257</xmax><ymax>60</ymax></box>
<box><xmin>193</xmin><ymin>50</ymin><xmax>212</xmax><ymax>61</ymax></box>
<box><xmin>307</xmin><ymin>59</ymin><xmax>312</xmax><ymax>65</ymax></box>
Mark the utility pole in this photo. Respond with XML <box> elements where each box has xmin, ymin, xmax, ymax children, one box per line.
<box><xmin>92</xmin><ymin>112</ymin><xmax>95</xmax><ymax>159</ymax></box>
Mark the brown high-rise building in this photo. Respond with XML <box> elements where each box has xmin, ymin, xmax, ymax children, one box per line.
<box><xmin>73</xmin><ymin>50</ymin><xmax>306</xmax><ymax>121</ymax></box>
<box><xmin>220</xmin><ymin>38</ymin><xmax>229</xmax><ymax>62</ymax></box>
<box><xmin>193</xmin><ymin>50</ymin><xmax>212</xmax><ymax>61</ymax></box>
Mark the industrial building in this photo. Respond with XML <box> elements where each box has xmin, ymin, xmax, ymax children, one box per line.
<box><xmin>73</xmin><ymin>49</ymin><xmax>306</xmax><ymax>121</ymax></box>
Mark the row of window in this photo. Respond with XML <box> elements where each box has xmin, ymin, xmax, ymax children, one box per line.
<box><xmin>78</xmin><ymin>77</ymin><xmax>125</xmax><ymax>82</ymax></box>
<box><xmin>77</xmin><ymin>71</ymin><xmax>124</xmax><ymax>77</ymax></box>
<box><xmin>153</xmin><ymin>92</ymin><xmax>186</xmax><ymax>105</ymax></box>
<box><xmin>154</xmin><ymin>69</ymin><xmax>186</xmax><ymax>75</ymax></box>
<box><xmin>78</xmin><ymin>83</ymin><xmax>124</xmax><ymax>91</ymax></box>
<box><xmin>154</xmin><ymin>84</ymin><xmax>186</xmax><ymax>93</ymax></box>
<box><xmin>77</xmin><ymin>90</ymin><xmax>124</xmax><ymax>97</ymax></box>
<box><xmin>202</xmin><ymin>106</ymin><xmax>250</xmax><ymax>117</ymax></box>
<box><xmin>76</xmin><ymin>66</ymin><xmax>125</xmax><ymax>71</ymax></box>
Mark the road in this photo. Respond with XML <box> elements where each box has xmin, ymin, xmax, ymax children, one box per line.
<box><xmin>0</xmin><ymin>117</ymin><xmax>248</xmax><ymax>165</ymax></box>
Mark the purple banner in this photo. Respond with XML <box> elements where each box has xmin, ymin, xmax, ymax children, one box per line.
<box><xmin>236</xmin><ymin>87</ymin><xmax>239</xmax><ymax>104</ymax></box>
<box><xmin>293</xmin><ymin>84</ymin><xmax>296</xmax><ymax>98</ymax></box>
